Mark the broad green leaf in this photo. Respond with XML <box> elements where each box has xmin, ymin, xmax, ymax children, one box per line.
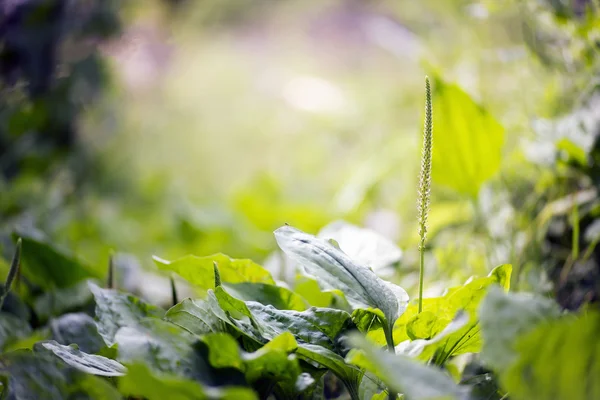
<box><xmin>114</xmin><ymin>318</ymin><xmax>214</xmax><ymax>383</ymax></box>
<box><xmin>201</xmin><ymin>332</ymin><xmax>307</xmax><ymax>398</ymax></box>
<box><xmin>479</xmin><ymin>286</ymin><xmax>561</xmax><ymax>372</ymax></box>
<box><xmin>347</xmin><ymin>335</ymin><xmax>469</xmax><ymax>400</ymax></box>
<box><xmin>153</xmin><ymin>253</ymin><xmax>274</xmax><ymax>293</ymax></box>
<box><xmin>119</xmin><ymin>363</ymin><xmax>257</xmax><ymax>400</ymax></box>
<box><xmin>274</xmin><ymin>225</ymin><xmax>408</xmax><ymax>337</ymax></box>
<box><xmin>207</xmin><ymin>287</ymin><xmax>360</xmax><ymax>396</ymax></box>
<box><xmin>0</xmin><ymin>349</ymin><xmax>121</xmax><ymax>399</ymax></box>
<box><xmin>430</xmin><ymin>76</ymin><xmax>504</xmax><ymax>197</ymax></box>
<box><xmin>33</xmin><ymin>280</ymin><xmax>95</xmax><ymax>321</ymax></box>
<box><xmin>224</xmin><ymin>282</ymin><xmax>308</xmax><ymax>311</ymax></box>
<box><xmin>89</xmin><ymin>282</ymin><xmax>164</xmax><ymax>346</ymax></box>
<box><xmin>396</xmin><ymin>311</ymin><xmax>470</xmax><ymax>361</ymax></box>
<box><xmin>502</xmin><ymin>311</ymin><xmax>600</xmax><ymax>400</ymax></box>
<box><xmin>370</xmin><ymin>392</ymin><xmax>388</xmax><ymax>400</ymax></box>
<box><xmin>296</xmin><ymin>343</ymin><xmax>363</xmax><ymax>397</ymax></box>
<box><xmin>243</xmin><ymin>334</ymin><xmax>302</xmax><ymax>390</ymax></box>
<box><xmin>50</xmin><ymin>312</ymin><xmax>105</xmax><ymax>354</ymax></box>
<box><xmin>0</xmin><ymin>312</ymin><xmax>31</xmax><ymax>350</ymax></box>
<box><xmin>15</xmin><ymin>232</ymin><xmax>100</xmax><ymax>288</ymax></box>
<box><xmin>201</xmin><ymin>333</ymin><xmax>246</xmax><ymax>370</ymax></box>
<box><xmin>165</xmin><ymin>298</ymin><xmax>228</xmax><ymax>335</ymax></box>
<box><xmin>202</xmin><ymin>331</ymin><xmax>298</xmax><ymax>370</ymax></box>
<box><xmin>38</xmin><ymin>340</ymin><xmax>126</xmax><ymax>376</ymax></box>
<box><xmin>214</xmin><ymin>286</ymin><xmax>353</xmax><ymax>352</ymax></box>
<box><xmin>352</xmin><ymin>308</ymin><xmax>385</xmax><ymax>334</ymax></box>
<box><xmin>385</xmin><ymin>264</ymin><xmax>512</xmax><ymax>363</ymax></box>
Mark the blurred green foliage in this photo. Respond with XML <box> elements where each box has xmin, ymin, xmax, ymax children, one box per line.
<box><xmin>0</xmin><ymin>0</ymin><xmax>599</xmax><ymax>316</ymax></box>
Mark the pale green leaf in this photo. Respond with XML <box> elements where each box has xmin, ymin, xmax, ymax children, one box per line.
<box><xmin>153</xmin><ymin>254</ymin><xmax>274</xmax><ymax>293</ymax></box>
<box><xmin>274</xmin><ymin>225</ymin><xmax>408</xmax><ymax>336</ymax></box>
<box><xmin>431</xmin><ymin>77</ymin><xmax>504</xmax><ymax>197</ymax></box>
<box><xmin>384</xmin><ymin>264</ymin><xmax>512</xmax><ymax>363</ymax></box>
<box><xmin>396</xmin><ymin>311</ymin><xmax>470</xmax><ymax>361</ymax></box>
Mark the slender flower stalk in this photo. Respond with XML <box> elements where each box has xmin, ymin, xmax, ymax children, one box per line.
<box><xmin>417</xmin><ymin>77</ymin><xmax>433</xmax><ymax>314</ymax></box>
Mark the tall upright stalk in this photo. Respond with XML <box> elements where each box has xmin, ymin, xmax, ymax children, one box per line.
<box><xmin>417</xmin><ymin>77</ymin><xmax>433</xmax><ymax>314</ymax></box>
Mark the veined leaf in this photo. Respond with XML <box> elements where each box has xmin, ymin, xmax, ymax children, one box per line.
<box><xmin>347</xmin><ymin>334</ymin><xmax>469</xmax><ymax>400</ymax></box>
<box><xmin>296</xmin><ymin>343</ymin><xmax>364</xmax><ymax>398</ymax></box>
<box><xmin>274</xmin><ymin>225</ymin><xmax>408</xmax><ymax>340</ymax></box>
<box><xmin>207</xmin><ymin>287</ymin><xmax>361</xmax><ymax>396</ymax></box>
<box><xmin>165</xmin><ymin>298</ymin><xmax>227</xmax><ymax>335</ymax></box>
<box><xmin>114</xmin><ymin>318</ymin><xmax>214</xmax><ymax>383</ymax></box>
<box><xmin>201</xmin><ymin>332</ymin><xmax>308</xmax><ymax>398</ymax></box>
<box><xmin>89</xmin><ymin>282</ymin><xmax>164</xmax><ymax>346</ymax></box>
<box><xmin>38</xmin><ymin>340</ymin><xmax>126</xmax><ymax>376</ymax></box>
<box><xmin>396</xmin><ymin>311</ymin><xmax>470</xmax><ymax>360</ymax></box>
<box><xmin>479</xmin><ymin>286</ymin><xmax>561</xmax><ymax>373</ymax></box>
<box><xmin>383</xmin><ymin>264</ymin><xmax>512</xmax><ymax>364</ymax></box>
<box><xmin>214</xmin><ymin>286</ymin><xmax>352</xmax><ymax>352</ymax></box>
<box><xmin>430</xmin><ymin>76</ymin><xmax>504</xmax><ymax>197</ymax></box>
<box><xmin>119</xmin><ymin>363</ymin><xmax>257</xmax><ymax>400</ymax></box>
<box><xmin>153</xmin><ymin>254</ymin><xmax>274</xmax><ymax>293</ymax></box>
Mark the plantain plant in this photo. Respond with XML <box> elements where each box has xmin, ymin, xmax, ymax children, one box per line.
<box><xmin>417</xmin><ymin>76</ymin><xmax>433</xmax><ymax>314</ymax></box>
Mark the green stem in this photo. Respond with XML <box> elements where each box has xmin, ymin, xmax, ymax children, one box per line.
<box><xmin>383</xmin><ymin>322</ymin><xmax>398</xmax><ymax>399</ymax></box>
<box><xmin>418</xmin><ymin>239</ymin><xmax>425</xmax><ymax>313</ymax></box>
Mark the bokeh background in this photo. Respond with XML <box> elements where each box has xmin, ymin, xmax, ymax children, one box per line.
<box><xmin>2</xmin><ymin>0</ymin><xmax>599</xmax><ymax>308</ymax></box>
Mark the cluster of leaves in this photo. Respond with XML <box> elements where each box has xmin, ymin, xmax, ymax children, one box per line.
<box><xmin>1</xmin><ymin>219</ymin><xmax>595</xmax><ymax>400</ymax></box>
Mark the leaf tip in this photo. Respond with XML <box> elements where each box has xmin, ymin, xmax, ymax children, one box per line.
<box><xmin>213</xmin><ymin>261</ymin><xmax>222</xmax><ymax>288</ymax></box>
